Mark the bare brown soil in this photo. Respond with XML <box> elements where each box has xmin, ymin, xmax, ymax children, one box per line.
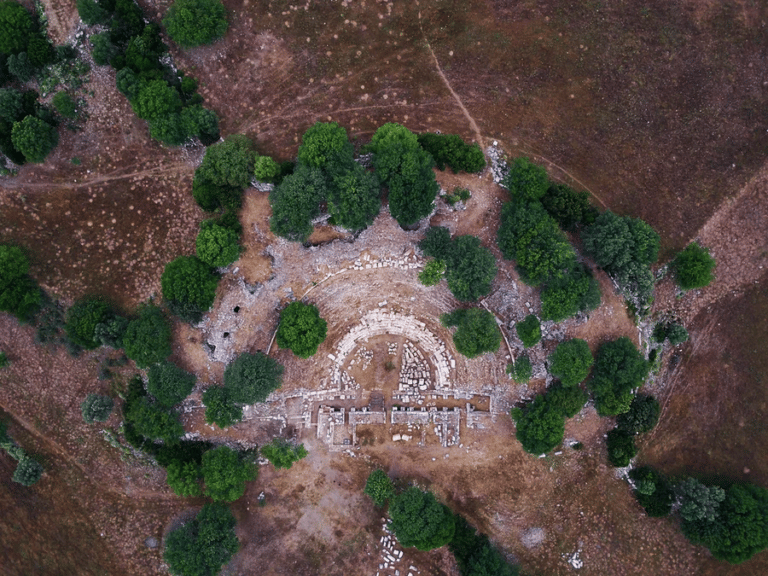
<box><xmin>1</xmin><ymin>0</ymin><xmax>768</xmax><ymax>575</ymax></box>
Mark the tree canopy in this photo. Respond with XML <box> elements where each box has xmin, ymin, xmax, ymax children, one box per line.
<box><xmin>616</xmin><ymin>393</ymin><xmax>660</xmax><ymax>435</ymax></box>
<box><xmin>605</xmin><ymin>428</ymin><xmax>637</xmax><ymax>467</ymax></box>
<box><xmin>260</xmin><ymin>439</ymin><xmax>308</xmax><ymax>469</ymax></box>
<box><xmin>81</xmin><ymin>393</ymin><xmax>114</xmax><ymax>423</ymax></box>
<box><xmin>223</xmin><ymin>352</ymin><xmax>284</xmax><ymax>404</ymax></box>
<box><xmin>389</xmin><ymin>487</ymin><xmax>456</xmax><ymax>551</ymax></box>
<box><xmin>192</xmin><ymin>135</ymin><xmax>253</xmax><ymax>211</ymax></box>
<box><xmin>297</xmin><ymin>121</ymin><xmax>354</xmax><ymax>170</ymax></box>
<box><xmin>418</xmin><ymin>259</ymin><xmax>446</xmax><ymax>287</ymax></box>
<box><xmin>125</xmin><ymin>396</ymin><xmax>184</xmax><ymax>444</ymax></box>
<box><xmin>629</xmin><ymin>466</ymin><xmax>675</xmax><ymax>517</ymax></box>
<box><xmin>677</xmin><ymin>478</ymin><xmax>726</xmax><ymax>524</ymax></box>
<box><xmin>450</xmin><ymin>516</ymin><xmax>520</xmax><ymax>576</ymax></box>
<box><xmin>672</xmin><ymin>242</ymin><xmax>716</xmax><ymax>290</ymax></box>
<box><xmin>12</xmin><ymin>456</ymin><xmax>43</xmax><ymax>486</ymax></box>
<box><xmin>276</xmin><ymin>301</ymin><xmax>328</xmax><ymax>359</ymax></box>
<box><xmin>164</xmin><ymin>503</ymin><xmax>239</xmax><ymax>576</ymax></box>
<box><xmin>196</xmin><ymin>219</ymin><xmax>240</xmax><ymax>268</ymax></box>
<box><xmin>0</xmin><ymin>244</ymin><xmax>41</xmax><ymax>321</ymax></box>
<box><xmin>269</xmin><ymin>164</ymin><xmax>326</xmax><ymax>242</ymax></box>
<box><xmin>122</xmin><ymin>304</ymin><xmax>172</xmax><ymax>368</ymax></box>
<box><xmin>161</xmin><ymin>255</ymin><xmax>220</xmax><ymax>323</ymax></box>
<box><xmin>588</xmin><ymin>336</ymin><xmax>648</xmax><ymax>417</ymax></box>
<box><xmin>364</xmin><ymin>469</ymin><xmax>395</xmax><ymax>507</ymax></box>
<box><xmin>327</xmin><ymin>161</ymin><xmax>381</xmax><ymax>231</ymax></box>
<box><xmin>515</xmin><ymin>314</ymin><xmax>541</xmax><ymax>348</ymax></box>
<box><xmin>512</xmin><ymin>384</ymin><xmax>587</xmax><ymax>454</ymax></box>
<box><xmin>547</xmin><ymin>338</ymin><xmax>593</xmax><ymax>387</ymax></box>
<box><xmin>540</xmin><ymin>264</ymin><xmax>601</xmax><ymax>322</ymax></box>
<box><xmin>65</xmin><ymin>296</ymin><xmax>113</xmax><ymax>350</ymax></box>
<box><xmin>540</xmin><ymin>182</ymin><xmax>598</xmax><ymax>231</ymax></box>
<box><xmin>442</xmin><ymin>308</ymin><xmax>501</xmax><ymax>359</ymax></box>
<box><xmin>416</xmin><ymin>132</ymin><xmax>485</xmax><ymax>173</ymax></box>
<box><xmin>163</xmin><ymin>0</ymin><xmax>228</xmax><ymax>48</ymax></box>
<box><xmin>11</xmin><ymin>116</ymin><xmax>58</xmax><ymax>163</ymax></box>
<box><xmin>502</xmin><ymin>157</ymin><xmax>549</xmax><ymax>200</ymax></box>
<box><xmin>202</xmin><ymin>386</ymin><xmax>242</xmax><ymax>429</ymax></box>
<box><xmin>507</xmin><ymin>355</ymin><xmax>532</xmax><ymax>383</ymax></box>
<box><xmin>201</xmin><ymin>445</ymin><xmax>257</xmax><ymax>502</ymax></box>
<box><xmin>165</xmin><ymin>460</ymin><xmax>202</xmax><ymax>497</ymax></box>
<box><xmin>0</xmin><ymin>1</ymin><xmax>34</xmax><ymax>56</ymax></box>
<box><xmin>147</xmin><ymin>361</ymin><xmax>196</xmax><ymax>407</ymax></box>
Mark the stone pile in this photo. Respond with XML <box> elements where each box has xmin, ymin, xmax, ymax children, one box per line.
<box><xmin>398</xmin><ymin>341</ymin><xmax>431</xmax><ymax>402</ymax></box>
<box><xmin>375</xmin><ymin>520</ymin><xmax>417</xmax><ymax>576</ymax></box>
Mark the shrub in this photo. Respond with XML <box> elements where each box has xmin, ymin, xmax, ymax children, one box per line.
<box><xmin>90</xmin><ymin>32</ymin><xmax>118</xmax><ymax>66</ymax></box>
<box><xmin>629</xmin><ymin>467</ymin><xmax>674</xmax><ymax>517</ymax></box>
<box><xmin>165</xmin><ymin>460</ymin><xmax>202</xmax><ymax>497</ymax></box>
<box><xmin>442</xmin><ymin>308</ymin><xmax>501</xmax><ymax>359</ymax></box>
<box><xmin>196</xmin><ymin>219</ymin><xmax>240</xmax><ymax>268</ymax></box>
<box><xmin>203</xmin><ymin>386</ymin><xmax>242</xmax><ymax>428</ymax></box>
<box><xmin>163</xmin><ymin>0</ymin><xmax>228</xmax><ymax>48</ymax></box>
<box><xmin>269</xmin><ymin>164</ymin><xmax>326</xmax><ymax>242</ymax></box>
<box><xmin>605</xmin><ymin>428</ymin><xmax>637</xmax><ymax>467</ymax></box>
<box><xmin>389</xmin><ymin>487</ymin><xmax>456</xmax><ymax>551</ymax></box>
<box><xmin>122</xmin><ymin>304</ymin><xmax>172</xmax><ymax>368</ymax></box>
<box><xmin>81</xmin><ymin>393</ymin><xmax>114</xmax><ymax>423</ymax></box>
<box><xmin>11</xmin><ymin>116</ymin><xmax>58</xmax><ymax>163</ymax></box>
<box><xmin>616</xmin><ymin>393</ymin><xmax>660</xmax><ymax>434</ymax></box>
<box><xmin>276</xmin><ymin>301</ymin><xmax>328</xmax><ymax>359</ymax></box>
<box><xmin>12</xmin><ymin>456</ymin><xmax>43</xmax><ymax>486</ymax></box>
<box><xmin>540</xmin><ymin>182</ymin><xmax>598</xmax><ymax>231</ymax></box>
<box><xmin>161</xmin><ymin>255</ymin><xmax>220</xmax><ymax>323</ymax></box>
<box><xmin>501</xmin><ymin>157</ymin><xmax>548</xmax><ymax>200</ymax></box>
<box><xmin>223</xmin><ymin>352</ymin><xmax>284</xmax><ymax>404</ymax></box>
<box><xmin>666</xmin><ymin>322</ymin><xmax>689</xmax><ymax>345</ymax></box>
<box><xmin>64</xmin><ymin>296</ymin><xmax>112</xmax><ymax>350</ymax></box>
<box><xmin>419</xmin><ymin>226</ymin><xmax>452</xmax><ymax>260</ymax></box>
<box><xmin>507</xmin><ymin>355</ymin><xmax>532</xmax><ymax>383</ymax></box>
<box><xmin>52</xmin><ymin>91</ymin><xmax>77</xmax><ymax>119</ymax></box>
<box><xmin>0</xmin><ymin>351</ymin><xmax>8</xmax><ymax>368</ymax></box>
<box><xmin>672</xmin><ymin>242</ymin><xmax>716</xmax><ymax>290</ymax></box>
<box><xmin>201</xmin><ymin>445</ymin><xmax>257</xmax><ymax>502</ymax></box>
<box><xmin>364</xmin><ymin>469</ymin><xmax>395</xmax><ymax>507</ymax></box>
<box><xmin>548</xmin><ymin>338</ymin><xmax>593</xmax><ymax>387</ymax></box>
<box><xmin>147</xmin><ymin>361</ymin><xmax>196</xmax><ymax>407</ymax></box>
<box><xmin>125</xmin><ymin>396</ymin><xmax>184</xmax><ymax>444</ymax></box>
<box><xmin>260</xmin><ymin>439</ymin><xmax>308</xmax><ymax>469</ymax></box>
<box><xmin>419</xmin><ymin>259</ymin><xmax>446</xmax><ymax>286</ymax></box>
<box><xmin>515</xmin><ymin>315</ymin><xmax>541</xmax><ymax>348</ymax></box>
<box><xmin>327</xmin><ymin>161</ymin><xmax>381</xmax><ymax>231</ymax></box>
<box><xmin>163</xmin><ymin>503</ymin><xmax>239</xmax><ymax>576</ymax></box>
<box><xmin>540</xmin><ymin>264</ymin><xmax>601</xmax><ymax>322</ymax></box>
<box><xmin>416</xmin><ymin>132</ymin><xmax>485</xmax><ymax>173</ymax></box>
<box><xmin>588</xmin><ymin>337</ymin><xmax>648</xmax><ymax>417</ymax></box>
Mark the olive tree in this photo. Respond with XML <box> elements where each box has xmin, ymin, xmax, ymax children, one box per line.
<box><xmin>161</xmin><ymin>255</ymin><xmax>220</xmax><ymax>323</ymax></box>
<box><xmin>11</xmin><ymin>116</ymin><xmax>58</xmax><ymax>163</ymax></box>
<box><xmin>672</xmin><ymin>242</ymin><xmax>716</xmax><ymax>290</ymax></box>
<box><xmin>196</xmin><ymin>219</ymin><xmax>240</xmax><ymax>268</ymax></box>
<box><xmin>515</xmin><ymin>315</ymin><xmax>541</xmax><ymax>348</ymax></box>
<box><xmin>389</xmin><ymin>487</ymin><xmax>455</xmax><ymax>551</ymax></box>
<box><xmin>81</xmin><ymin>393</ymin><xmax>114</xmax><ymax>423</ymax></box>
<box><xmin>223</xmin><ymin>352</ymin><xmax>284</xmax><ymax>404</ymax></box>
<box><xmin>201</xmin><ymin>445</ymin><xmax>257</xmax><ymax>502</ymax></box>
<box><xmin>147</xmin><ymin>361</ymin><xmax>196</xmax><ymax>407</ymax></box>
<box><xmin>547</xmin><ymin>338</ymin><xmax>593</xmax><ymax>387</ymax></box>
<box><xmin>164</xmin><ymin>0</ymin><xmax>228</xmax><ymax>48</ymax></box>
<box><xmin>441</xmin><ymin>308</ymin><xmax>501</xmax><ymax>359</ymax></box>
<box><xmin>501</xmin><ymin>157</ymin><xmax>548</xmax><ymax>200</ymax></box>
<box><xmin>364</xmin><ymin>469</ymin><xmax>395</xmax><ymax>507</ymax></box>
<box><xmin>122</xmin><ymin>304</ymin><xmax>172</xmax><ymax>368</ymax></box>
<box><xmin>276</xmin><ymin>301</ymin><xmax>327</xmax><ymax>359</ymax></box>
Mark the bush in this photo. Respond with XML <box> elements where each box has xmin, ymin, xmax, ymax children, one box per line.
<box><xmin>203</xmin><ymin>386</ymin><xmax>242</xmax><ymax>428</ymax></box>
<box><xmin>147</xmin><ymin>361</ymin><xmax>196</xmax><ymax>407</ymax></box>
<box><xmin>161</xmin><ymin>255</ymin><xmax>220</xmax><ymax>323</ymax></box>
<box><xmin>64</xmin><ymin>296</ymin><xmax>112</xmax><ymax>350</ymax></box>
<box><xmin>90</xmin><ymin>32</ymin><xmax>118</xmax><ymax>66</ymax></box>
<box><xmin>389</xmin><ymin>487</ymin><xmax>456</xmax><ymax>551</ymax></box>
<box><xmin>0</xmin><ymin>1</ymin><xmax>34</xmax><ymax>56</ymax></box>
<box><xmin>8</xmin><ymin>51</ymin><xmax>33</xmax><ymax>81</ymax></box>
<box><xmin>419</xmin><ymin>259</ymin><xmax>446</xmax><ymax>286</ymax></box>
<box><xmin>260</xmin><ymin>439</ymin><xmax>308</xmax><ymax>469</ymax></box>
<box><xmin>515</xmin><ymin>314</ymin><xmax>541</xmax><ymax>348</ymax></box>
<box><xmin>52</xmin><ymin>91</ymin><xmax>77</xmax><ymax>119</ymax></box>
<box><xmin>616</xmin><ymin>393</ymin><xmax>660</xmax><ymax>434</ymax></box>
<box><xmin>269</xmin><ymin>164</ymin><xmax>326</xmax><ymax>242</ymax></box>
<box><xmin>540</xmin><ymin>264</ymin><xmax>601</xmax><ymax>322</ymax></box>
<box><xmin>511</xmin><ymin>394</ymin><xmax>564</xmax><ymax>454</ymax></box>
<box><xmin>223</xmin><ymin>352</ymin><xmax>284</xmax><ymax>404</ymax></box>
<box><xmin>201</xmin><ymin>445</ymin><xmax>257</xmax><ymax>502</ymax></box>
<box><xmin>507</xmin><ymin>355</ymin><xmax>532</xmax><ymax>383</ymax></box>
<box><xmin>442</xmin><ymin>308</ymin><xmax>501</xmax><ymax>359</ymax></box>
<box><xmin>81</xmin><ymin>393</ymin><xmax>114</xmax><ymax>423</ymax></box>
<box><xmin>164</xmin><ymin>503</ymin><xmax>239</xmax><ymax>576</ymax></box>
<box><xmin>548</xmin><ymin>338</ymin><xmax>593</xmax><ymax>387</ymax></box>
<box><xmin>672</xmin><ymin>242</ymin><xmax>716</xmax><ymax>290</ymax></box>
<box><xmin>363</xmin><ymin>469</ymin><xmax>395</xmax><ymax>507</ymax></box>
<box><xmin>588</xmin><ymin>337</ymin><xmax>648</xmax><ymax>417</ymax></box>
<box><xmin>165</xmin><ymin>460</ymin><xmax>202</xmax><ymax>497</ymax></box>
<box><xmin>125</xmin><ymin>396</ymin><xmax>184</xmax><ymax>444</ymax></box>
<box><xmin>122</xmin><ymin>304</ymin><xmax>172</xmax><ymax>368</ymax></box>
<box><xmin>501</xmin><ymin>157</ymin><xmax>548</xmax><ymax>200</ymax></box>
<box><xmin>416</xmin><ymin>132</ymin><xmax>485</xmax><ymax>173</ymax></box>
<box><xmin>196</xmin><ymin>219</ymin><xmax>240</xmax><ymax>268</ymax></box>
<box><xmin>605</xmin><ymin>428</ymin><xmax>637</xmax><ymax>467</ymax></box>
<box><xmin>276</xmin><ymin>301</ymin><xmax>328</xmax><ymax>359</ymax></box>
<box><xmin>11</xmin><ymin>116</ymin><xmax>58</xmax><ymax>163</ymax></box>
<box><xmin>540</xmin><ymin>182</ymin><xmax>598</xmax><ymax>231</ymax></box>
<box><xmin>12</xmin><ymin>456</ymin><xmax>43</xmax><ymax>486</ymax></box>
<box><xmin>163</xmin><ymin>0</ymin><xmax>228</xmax><ymax>48</ymax></box>
<box><xmin>629</xmin><ymin>467</ymin><xmax>674</xmax><ymax>517</ymax></box>
<box><xmin>327</xmin><ymin>161</ymin><xmax>381</xmax><ymax>231</ymax></box>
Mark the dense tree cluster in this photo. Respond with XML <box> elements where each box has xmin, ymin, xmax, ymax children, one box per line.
<box><xmin>416</xmin><ymin>132</ymin><xmax>485</xmax><ymax>173</ymax></box>
<box><xmin>202</xmin><ymin>386</ymin><xmax>242</xmax><ymax>429</ymax></box>
<box><xmin>389</xmin><ymin>487</ymin><xmax>456</xmax><ymax>551</ymax></box>
<box><xmin>616</xmin><ymin>393</ymin><xmax>660</xmax><ymax>435</ymax></box>
<box><xmin>0</xmin><ymin>244</ymin><xmax>42</xmax><ymax>321</ymax></box>
<box><xmin>276</xmin><ymin>301</ymin><xmax>328</xmax><ymax>358</ymax></box>
<box><xmin>653</xmin><ymin>320</ymin><xmax>689</xmax><ymax>346</ymax></box>
<box><xmin>79</xmin><ymin>0</ymin><xmax>219</xmax><ymax>146</ymax></box>
<box><xmin>80</xmin><ymin>393</ymin><xmax>114</xmax><ymax>423</ymax></box>
<box><xmin>441</xmin><ymin>308</ymin><xmax>501</xmax><ymax>359</ymax></box>
<box><xmin>364</xmin><ymin>469</ymin><xmax>395</xmax><ymax>507</ymax></box>
<box><xmin>64</xmin><ymin>296</ymin><xmax>113</xmax><ymax>350</ymax></box>
<box><xmin>629</xmin><ymin>466</ymin><xmax>675</xmax><ymax>517</ymax></box>
<box><xmin>548</xmin><ymin>338</ymin><xmax>593</xmax><ymax>387</ymax></box>
<box><xmin>605</xmin><ymin>428</ymin><xmax>637</xmax><ymax>467</ymax></box>
<box><xmin>163</xmin><ymin>0</ymin><xmax>228</xmax><ymax>48</ymax></box>
<box><xmin>0</xmin><ymin>84</ymin><xmax>59</xmax><ymax>165</ymax></box>
<box><xmin>260</xmin><ymin>439</ymin><xmax>308</xmax><ymax>469</ymax></box>
<box><xmin>588</xmin><ymin>336</ymin><xmax>648</xmax><ymax>416</ymax></box>
<box><xmin>672</xmin><ymin>242</ymin><xmax>716</xmax><ymax>290</ymax></box>
<box><xmin>165</xmin><ymin>459</ymin><xmax>202</xmax><ymax>497</ymax></box>
<box><xmin>192</xmin><ymin>135</ymin><xmax>255</xmax><ymax>212</ymax></box>
<box><xmin>164</xmin><ymin>503</ymin><xmax>239</xmax><ymax>576</ymax></box>
<box><xmin>161</xmin><ymin>255</ymin><xmax>220</xmax><ymax>323</ymax></box>
<box><xmin>420</xmin><ymin>227</ymin><xmax>497</xmax><ymax>302</ymax></box>
<box><xmin>512</xmin><ymin>384</ymin><xmax>588</xmax><ymax>454</ymax></box>
<box><xmin>540</xmin><ymin>264</ymin><xmax>601</xmax><ymax>322</ymax></box>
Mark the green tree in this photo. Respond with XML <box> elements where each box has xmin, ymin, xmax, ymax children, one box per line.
<box><xmin>588</xmin><ymin>336</ymin><xmax>648</xmax><ymax>417</ymax></box>
<box><xmin>0</xmin><ymin>352</ymin><xmax>8</xmax><ymax>368</ymax></box>
<box><xmin>122</xmin><ymin>304</ymin><xmax>172</xmax><ymax>368</ymax></box>
<box><xmin>616</xmin><ymin>393</ymin><xmax>660</xmax><ymax>434</ymax></box>
<box><xmin>196</xmin><ymin>134</ymin><xmax>254</xmax><ymax>189</ymax></box>
<box><xmin>546</xmin><ymin>383</ymin><xmax>588</xmax><ymax>418</ymax></box>
<box><xmin>450</xmin><ymin>516</ymin><xmax>520</xmax><ymax>576</ymax></box>
<box><xmin>260</xmin><ymin>439</ymin><xmax>308</xmax><ymax>469</ymax></box>
<box><xmin>52</xmin><ymin>91</ymin><xmax>77</xmax><ymax>119</ymax></box>
<box><xmin>90</xmin><ymin>32</ymin><xmax>118</xmax><ymax>66</ymax></box>
<box><xmin>276</xmin><ymin>301</ymin><xmax>327</xmax><ymax>359</ymax></box>
<box><xmin>629</xmin><ymin>466</ymin><xmax>674</xmax><ymax>517</ymax></box>
<box><xmin>368</xmin><ymin>123</ymin><xmax>439</xmax><ymax>227</ymax></box>
<box><xmin>76</xmin><ymin>0</ymin><xmax>110</xmax><ymax>25</ymax></box>
<box><xmin>677</xmin><ymin>478</ymin><xmax>726</xmax><ymax>523</ymax></box>
<box><xmin>161</xmin><ymin>255</ymin><xmax>220</xmax><ymax>323</ymax></box>
<box><xmin>94</xmin><ymin>315</ymin><xmax>129</xmax><ymax>348</ymax></box>
<box><xmin>166</xmin><ymin>460</ymin><xmax>202</xmax><ymax>497</ymax></box>
<box><xmin>201</xmin><ymin>445</ymin><xmax>257</xmax><ymax>502</ymax></box>
<box><xmin>269</xmin><ymin>164</ymin><xmax>326</xmax><ymax>242</ymax></box>
<box><xmin>327</xmin><ymin>162</ymin><xmax>381</xmax><ymax>231</ymax></box>
<box><xmin>133</xmin><ymin>79</ymin><xmax>182</xmax><ymax>121</ymax></box>
<box><xmin>442</xmin><ymin>308</ymin><xmax>501</xmax><ymax>359</ymax></box>
<box><xmin>0</xmin><ymin>244</ymin><xmax>41</xmax><ymax>321</ymax></box>
<box><xmin>548</xmin><ymin>338</ymin><xmax>593</xmax><ymax>387</ymax></box>
<box><xmin>416</xmin><ymin>133</ymin><xmax>485</xmax><ymax>173</ymax></box>
<box><xmin>666</xmin><ymin>322</ymin><xmax>689</xmax><ymax>345</ymax></box>
<box><xmin>605</xmin><ymin>428</ymin><xmax>637</xmax><ymax>467</ymax></box>
<box><xmin>0</xmin><ymin>1</ymin><xmax>34</xmax><ymax>55</ymax></box>
<box><xmin>363</xmin><ymin>469</ymin><xmax>395</xmax><ymax>507</ymax></box>
<box><xmin>164</xmin><ymin>0</ymin><xmax>228</xmax><ymax>48</ymax></box>
<box><xmin>502</xmin><ymin>157</ymin><xmax>548</xmax><ymax>200</ymax></box>
<box><xmin>672</xmin><ymin>242</ymin><xmax>716</xmax><ymax>290</ymax></box>
<box><xmin>444</xmin><ymin>236</ymin><xmax>497</xmax><ymax>302</ymax></box>
<box><xmin>196</xmin><ymin>219</ymin><xmax>240</xmax><ymax>268</ymax></box>
<box><xmin>419</xmin><ymin>259</ymin><xmax>446</xmax><ymax>286</ymax></box>
<box><xmin>540</xmin><ymin>264</ymin><xmax>601</xmax><ymax>322</ymax></box>
<box><xmin>253</xmin><ymin>154</ymin><xmax>279</xmax><ymax>182</ymax></box>
<box><xmin>682</xmin><ymin>484</ymin><xmax>768</xmax><ymax>564</ymax></box>
<box><xmin>7</xmin><ymin>51</ymin><xmax>33</xmax><ymax>81</ymax></box>
<box><xmin>511</xmin><ymin>394</ymin><xmax>564</xmax><ymax>454</ymax></box>
<box><xmin>164</xmin><ymin>503</ymin><xmax>239</xmax><ymax>576</ymax></box>
<box><xmin>0</xmin><ymin>87</ymin><xmax>25</xmax><ymax>122</ymax></box>
<box><xmin>507</xmin><ymin>355</ymin><xmax>532</xmax><ymax>383</ymax></box>
<box><xmin>389</xmin><ymin>487</ymin><xmax>455</xmax><ymax>551</ymax></box>
<box><xmin>12</xmin><ymin>456</ymin><xmax>43</xmax><ymax>486</ymax></box>
<box><xmin>202</xmin><ymin>386</ymin><xmax>243</xmax><ymax>428</ymax></box>
<box><xmin>65</xmin><ymin>296</ymin><xmax>112</xmax><ymax>350</ymax></box>
<box><xmin>223</xmin><ymin>352</ymin><xmax>284</xmax><ymax>404</ymax></box>
<box><xmin>540</xmin><ymin>183</ymin><xmax>598</xmax><ymax>231</ymax></box>
<box><xmin>125</xmin><ymin>396</ymin><xmax>184</xmax><ymax>444</ymax></box>
<box><xmin>419</xmin><ymin>226</ymin><xmax>452</xmax><ymax>260</ymax></box>
<box><xmin>297</xmin><ymin>121</ymin><xmax>354</xmax><ymax>170</ymax></box>
<box><xmin>81</xmin><ymin>393</ymin><xmax>114</xmax><ymax>423</ymax></box>
<box><xmin>11</xmin><ymin>116</ymin><xmax>58</xmax><ymax>163</ymax></box>
<box><xmin>515</xmin><ymin>315</ymin><xmax>541</xmax><ymax>348</ymax></box>
<box><xmin>147</xmin><ymin>361</ymin><xmax>196</xmax><ymax>407</ymax></box>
